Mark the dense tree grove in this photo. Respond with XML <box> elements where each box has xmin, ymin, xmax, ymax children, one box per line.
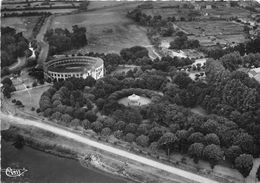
<box><xmin>1</xmin><ymin>27</ymin><xmax>29</xmax><ymax>68</ymax></box>
<box><xmin>169</xmin><ymin>34</ymin><xmax>200</xmax><ymax>50</ymax></box>
<box><xmin>44</xmin><ymin>25</ymin><xmax>87</xmax><ymax>55</ymax></box>
<box><xmin>38</xmin><ymin>37</ymin><xmax>260</xmax><ymax>177</ymax></box>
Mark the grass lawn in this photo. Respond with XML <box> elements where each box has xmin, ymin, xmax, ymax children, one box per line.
<box><xmin>51</xmin><ymin>3</ymin><xmax>152</xmax><ymax>55</ymax></box>
<box><xmin>1</xmin><ymin>16</ymin><xmax>41</xmax><ymax>39</ymax></box>
<box><xmin>12</xmin><ymin>84</ymin><xmax>50</xmax><ymax>109</ymax></box>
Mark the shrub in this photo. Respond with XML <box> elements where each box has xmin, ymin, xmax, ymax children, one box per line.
<box><xmin>32</xmin><ymin>81</ymin><xmax>38</xmax><ymax>87</ymax></box>
<box><xmin>91</xmin><ymin>121</ymin><xmax>103</xmax><ymax>133</ymax></box>
<box><xmin>15</xmin><ymin>100</ymin><xmax>23</xmax><ymax>106</ymax></box>
<box><xmin>136</xmin><ymin>135</ymin><xmax>150</xmax><ymax>147</ymax></box>
<box><xmin>125</xmin><ymin>133</ymin><xmax>136</xmax><ymax>143</ymax></box>
<box><xmin>101</xmin><ymin>127</ymin><xmax>111</xmax><ymax>136</ymax></box>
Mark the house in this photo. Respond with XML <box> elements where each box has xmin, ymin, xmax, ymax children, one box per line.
<box><xmin>248</xmin><ymin>68</ymin><xmax>260</xmax><ymax>83</ymax></box>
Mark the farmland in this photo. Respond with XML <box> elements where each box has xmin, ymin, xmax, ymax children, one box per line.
<box><xmin>51</xmin><ymin>3</ymin><xmax>153</xmax><ymax>55</ymax></box>
<box><xmin>176</xmin><ymin>20</ymin><xmax>246</xmax><ymax>46</ymax></box>
<box><xmin>176</xmin><ymin>20</ymin><xmax>244</xmax><ymax>36</ymax></box>
<box><xmin>1</xmin><ymin>16</ymin><xmax>41</xmax><ymax>39</ymax></box>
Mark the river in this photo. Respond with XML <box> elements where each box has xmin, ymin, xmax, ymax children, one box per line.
<box><xmin>1</xmin><ymin>140</ymin><xmax>129</xmax><ymax>183</ymax></box>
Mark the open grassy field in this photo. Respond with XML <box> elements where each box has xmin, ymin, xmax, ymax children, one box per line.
<box><xmin>1</xmin><ymin>16</ymin><xmax>40</xmax><ymax>39</ymax></box>
<box><xmin>51</xmin><ymin>2</ymin><xmax>153</xmax><ymax>55</ymax></box>
<box><xmin>12</xmin><ymin>84</ymin><xmax>50</xmax><ymax>109</ymax></box>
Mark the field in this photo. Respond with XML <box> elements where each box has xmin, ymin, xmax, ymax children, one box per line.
<box><xmin>12</xmin><ymin>84</ymin><xmax>50</xmax><ymax>109</ymax></box>
<box><xmin>2</xmin><ymin>1</ymin><xmax>80</xmax><ymax>9</ymax></box>
<box><xmin>176</xmin><ymin>20</ymin><xmax>246</xmax><ymax>46</ymax></box>
<box><xmin>1</xmin><ymin>16</ymin><xmax>40</xmax><ymax>39</ymax></box>
<box><xmin>50</xmin><ymin>2</ymin><xmax>154</xmax><ymax>55</ymax></box>
<box><xmin>176</xmin><ymin>20</ymin><xmax>244</xmax><ymax>36</ymax></box>
<box><xmin>202</xmin><ymin>7</ymin><xmax>251</xmax><ymax>19</ymax></box>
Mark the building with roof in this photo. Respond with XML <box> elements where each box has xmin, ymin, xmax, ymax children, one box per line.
<box><xmin>248</xmin><ymin>67</ymin><xmax>260</xmax><ymax>83</ymax></box>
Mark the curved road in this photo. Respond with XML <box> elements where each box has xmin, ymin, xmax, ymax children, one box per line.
<box><xmin>1</xmin><ymin>112</ymin><xmax>220</xmax><ymax>183</ymax></box>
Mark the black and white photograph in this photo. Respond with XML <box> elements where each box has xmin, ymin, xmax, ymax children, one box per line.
<box><xmin>1</xmin><ymin>0</ymin><xmax>260</xmax><ymax>182</ymax></box>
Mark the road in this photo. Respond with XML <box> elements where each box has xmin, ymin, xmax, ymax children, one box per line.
<box><xmin>1</xmin><ymin>112</ymin><xmax>221</xmax><ymax>183</ymax></box>
<box><xmin>36</xmin><ymin>15</ymin><xmax>53</xmax><ymax>67</ymax></box>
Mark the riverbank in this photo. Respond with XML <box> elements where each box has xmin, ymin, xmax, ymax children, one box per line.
<box><xmin>2</xmin><ymin>123</ymin><xmax>189</xmax><ymax>183</ymax></box>
<box><xmin>1</xmin><ymin>139</ymin><xmax>128</xmax><ymax>183</ymax></box>
<box><xmin>1</xmin><ymin>125</ymin><xmax>135</xmax><ymax>183</ymax></box>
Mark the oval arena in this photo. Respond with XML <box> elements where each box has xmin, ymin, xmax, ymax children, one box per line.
<box><xmin>45</xmin><ymin>56</ymin><xmax>104</xmax><ymax>80</ymax></box>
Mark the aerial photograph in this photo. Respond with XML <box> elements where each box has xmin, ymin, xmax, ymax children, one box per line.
<box><xmin>1</xmin><ymin>0</ymin><xmax>260</xmax><ymax>182</ymax></box>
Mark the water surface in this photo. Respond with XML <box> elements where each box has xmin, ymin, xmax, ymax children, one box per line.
<box><xmin>1</xmin><ymin>140</ymin><xmax>129</xmax><ymax>183</ymax></box>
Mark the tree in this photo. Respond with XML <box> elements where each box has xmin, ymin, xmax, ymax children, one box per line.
<box><xmin>81</xmin><ymin>119</ymin><xmax>91</xmax><ymax>129</ymax></box>
<box><xmin>137</xmin><ymin>124</ymin><xmax>150</xmax><ymax>135</ymax></box>
<box><xmin>84</xmin><ymin>111</ymin><xmax>97</xmax><ymax>122</ymax></box>
<box><xmin>101</xmin><ymin>127</ymin><xmax>111</xmax><ymax>136</ymax></box>
<box><xmin>96</xmin><ymin>98</ymin><xmax>105</xmax><ymax>110</ymax></box>
<box><xmin>233</xmin><ymin>132</ymin><xmax>254</xmax><ymax>154</ymax></box>
<box><xmin>125</xmin><ymin>133</ymin><xmax>136</xmax><ymax>143</ymax></box>
<box><xmin>114</xmin><ymin>130</ymin><xmax>123</xmax><ymax>139</ymax></box>
<box><xmin>113</xmin><ymin>120</ymin><xmax>126</xmax><ymax>131</ymax></box>
<box><xmin>103</xmin><ymin>117</ymin><xmax>116</xmax><ymax>128</ymax></box>
<box><xmin>136</xmin><ymin>135</ymin><xmax>150</xmax><ymax>147</ymax></box>
<box><xmin>188</xmin><ymin>143</ymin><xmax>204</xmax><ymax>163</ymax></box>
<box><xmin>1</xmin><ymin>77</ymin><xmax>12</xmax><ymax>86</ymax></box>
<box><xmin>158</xmin><ymin>132</ymin><xmax>178</xmax><ymax>156</ymax></box>
<box><xmin>70</xmin><ymin>119</ymin><xmax>80</xmax><ymax>128</ymax></box>
<box><xmin>173</xmin><ymin>72</ymin><xmax>192</xmax><ymax>89</ymax></box>
<box><xmin>204</xmin><ymin>133</ymin><xmax>220</xmax><ymax>145</ymax></box>
<box><xmin>203</xmin><ymin>144</ymin><xmax>224</xmax><ymax>168</ymax></box>
<box><xmin>225</xmin><ymin>146</ymin><xmax>242</xmax><ymax>164</ymax></box>
<box><xmin>149</xmin><ymin>142</ymin><xmax>159</xmax><ymax>151</ymax></box>
<box><xmin>43</xmin><ymin>108</ymin><xmax>53</xmax><ymax>117</ymax></box>
<box><xmin>51</xmin><ymin>111</ymin><xmax>62</xmax><ymax>121</ymax></box>
<box><xmin>176</xmin><ymin>130</ymin><xmax>189</xmax><ymax>152</ymax></box>
<box><xmin>235</xmin><ymin>154</ymin><xmax>254</xmax><ymax>178</ymax></box>
<box><xmin>61</xmin><ymin>114</ymin><xmax>73</xmax><ymax>124</ymax></box>
<box><xmin>125</xmin><ymin>123</ymin><xmax>138</xmax><ymax>134</ymax></box>
<box><xmin>91</xmin><ymin>121</ymin><xmax>103</xmax><ymax>133</ymax></box>
<box><xmin>201</xmin><ymin>119</ymin><xmax>218</xmax><ymax>134</ymax></box>
<box><xmin>188</xmin><ymin>132</ymin><xmax>204</xmax><ymax>144</ymax></box>
<box><xmin>220</xmin><ymin>51</ymin><xmax>242</xmax><ymax>71</ymax></box>
<box><xmin>148</xmin><ymin>127</ymin><xmax>163</xmax><ymax>142</ymax></box>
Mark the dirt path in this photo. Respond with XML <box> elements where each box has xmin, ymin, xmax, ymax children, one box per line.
<box><xmin>1</xmin><ymin>112</ymin><xmax>222</xmax><ymax>183</ymax></box>
<box><xmin>36</xmin><ymin>15</ymin><xmax>53</xmax><ymax>67</ymax></box>
<box><xmin>8</xmin><ymin>57</ymin><xmax>26</xmax><ymax>71</ymax></box>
